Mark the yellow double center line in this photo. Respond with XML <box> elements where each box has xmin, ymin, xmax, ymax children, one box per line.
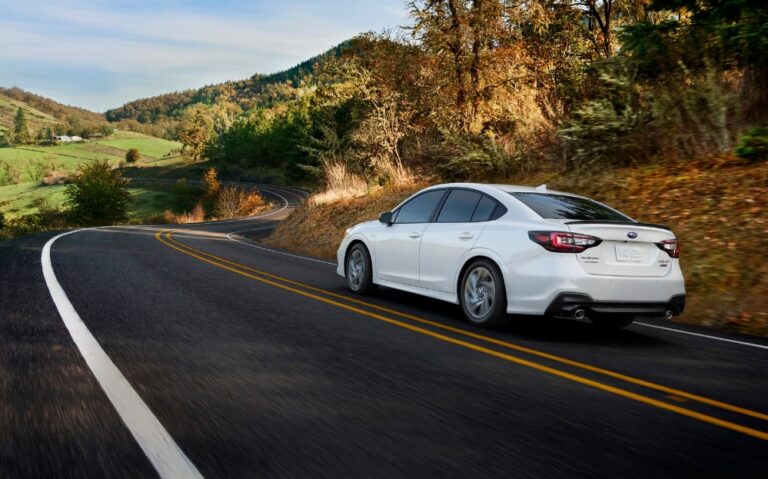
<box><xmin>156</xmin><ymin>230</ymin><xmax>768</xmax><ymax>441</ymax></box>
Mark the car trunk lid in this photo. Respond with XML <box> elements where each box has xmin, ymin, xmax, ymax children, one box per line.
<box><xmin>566</xmin><ymin>221</ymin><xmax>675</xmax><ymax>277</ymax></box>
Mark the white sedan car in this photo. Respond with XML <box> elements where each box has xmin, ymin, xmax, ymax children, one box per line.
<box><xmin>336</xmin><ymin>183</ymin><xmax>685</xmax><ymax>329</ymax></box>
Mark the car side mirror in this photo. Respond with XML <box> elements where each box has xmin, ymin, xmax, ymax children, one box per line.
<box><xmin>379</xmin><ymin>211</ymin><xmax>393</xmax><ymax>226</ymax></box>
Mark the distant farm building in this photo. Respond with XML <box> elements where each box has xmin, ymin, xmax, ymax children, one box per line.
<box><xmin>54</xmin><ymin>135</ymin><xmax>84</xmax><ymax>143</ymax></box>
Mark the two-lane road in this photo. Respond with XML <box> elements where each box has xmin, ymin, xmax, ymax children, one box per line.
<box><xmin>1</xmin><ymin>184</ymin><xmax>766</xmax><ymax>478</ymax></box>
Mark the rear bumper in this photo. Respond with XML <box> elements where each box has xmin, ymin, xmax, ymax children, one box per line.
<box><xmin>545</xmin><ymin>292</ymin><xmax>686</xmax><ymax>318</ymax></box>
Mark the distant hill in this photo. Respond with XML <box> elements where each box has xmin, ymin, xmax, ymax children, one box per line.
<box><xmin>0</xmin><ymin>87</ymin><xmax>106</xmax><ymax>130</ymax></box>
<box><xmin>0</xmin><ymin>92</ymin><xmax>59</xmax><ymax>134</ymax></box>
<box><xmin>105</xmin><ymin>41</ymin><xmax>351</xmax><ymax>124</ymax></box>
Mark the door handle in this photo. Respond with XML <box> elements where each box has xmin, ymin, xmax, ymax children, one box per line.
<box><xmin>409</xmin><ymin>232</ymin><xmax>422</xmax><ymax>239</ymax></box>
<box><xmin>458</xmin><ymin>232</ymin><xmax>474</xmax><ymax>240</ymax></box>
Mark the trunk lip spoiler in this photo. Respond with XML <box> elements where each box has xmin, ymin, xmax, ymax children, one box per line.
<box><xmin>564</xmin><ymin>220</ymin><xmax>671</xmax><ymax>231</ymax></box>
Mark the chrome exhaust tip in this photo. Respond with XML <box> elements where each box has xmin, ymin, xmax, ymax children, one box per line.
<box><xmin>574</xmin><ymin>309</ymin><xmax>586</xmax><ymax>320</ymax></box>
<box><xmin>664</xmin><ymin>309</ymin><xmax>674</xmax><ymax>320</ymax></box>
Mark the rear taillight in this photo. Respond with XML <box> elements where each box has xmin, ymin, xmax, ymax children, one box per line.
<box><xmin>528</xmin><ymin>231</ymin><xmax>602</xmax><ymax>253</ymax></box>
<box><xmin>656</xmin><ymin>239</ymin><xmax>680</xmax><ymax>258</ymax></box>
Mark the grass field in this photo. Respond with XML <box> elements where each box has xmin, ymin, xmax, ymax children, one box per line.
<box><xmin>0</xmin><ymin>131</ymin><xmax>183</xmax><ymax>183</ymax></box>
<box><xmin>0</xmin><ymin>131</ymin><xmax>184</xmax><ymax>220</ymax></box>
<box><xmin>0</xmin><ymin>181</ymin><xmax>175</xmax><ymax>220</ymax></box>
<box><xmin>96</xmin><ymin>131</ymin><xmax>180</xmax><ymax>159</ymax></box>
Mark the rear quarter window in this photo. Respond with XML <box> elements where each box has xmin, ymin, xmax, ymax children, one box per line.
<box><xmin>511</xmin><ymin>193</ymin><xmax>631</xmax><ymax>221</ymax></box>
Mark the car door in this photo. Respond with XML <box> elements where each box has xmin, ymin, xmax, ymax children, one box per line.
<box><xmin>419</xmin><ymin>190</ymin><xmax>501</xmax><ymax>293</ymax></box>
<box><xmin>374</xmin><ymin>189</ymin><xmax>447</xmax><ymax>287</ymax></box>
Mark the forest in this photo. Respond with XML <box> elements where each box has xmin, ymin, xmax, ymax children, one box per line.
<box><xmin>107</xmin><ymin>0</ymin><xmax>767</xmax><ymax>189</ymax></box>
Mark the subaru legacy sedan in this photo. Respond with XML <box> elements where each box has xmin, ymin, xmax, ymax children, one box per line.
<box><xmin>337</xmin><ymin>183</ymin><xmax>685</xmax><ymax>329</ymax></box>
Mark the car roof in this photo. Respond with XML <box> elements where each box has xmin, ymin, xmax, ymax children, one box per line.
<box><xmin>423</xmin><ymin>182</ymin><xmax>576</xmax><ymax>197</ymax></box>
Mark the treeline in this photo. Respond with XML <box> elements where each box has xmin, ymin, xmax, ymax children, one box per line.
<box><xmin>104</xmin><ymin>42</ymin><xmax>352</xmax><ymax>139</ymax></box>
<box><xmin>169</xmin><ymin>0</ymin><xmax>768</xmax><ymax>186</ymax></box>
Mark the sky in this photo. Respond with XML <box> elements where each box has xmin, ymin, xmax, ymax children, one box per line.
<box><xmin>0</xmin><ymin>0</ymin><xmax>408</xmax><ymax>112</ymax></box>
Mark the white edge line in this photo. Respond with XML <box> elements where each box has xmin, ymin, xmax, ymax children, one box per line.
<box><xmin>634</xmin><ymin>322</ymin><xmax>768</xmax><ymax>351</ymax></box>
<box><xmin>42</xmin><ymin>230</ymin><xmax>204</xmax><ymax>479</ymax></box>
<box><xmin>226</xmin><ymin>231</ymin><xmax>336</xmax><ymax>266</ymax></box>
<box><xmin>221</xmin><ymin>186</ymin><xmax>336</xmax><ymax>266</ymax></box>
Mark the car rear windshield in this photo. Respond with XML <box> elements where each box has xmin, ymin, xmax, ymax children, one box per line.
<box><xmin>510</xmin><ymin>192</ymin><xmax>632</xmax><ymax>221</ymax></box>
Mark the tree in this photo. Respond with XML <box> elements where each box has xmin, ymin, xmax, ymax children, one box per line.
<box><xmin>408</xmin><ymin>0</ymin><xmax>571</xmax><ymax>136</ymax></box>
<box><xmin>13</xmin><ymin>108</ymin><xmax>32</xmax><ymax>144</ymax></box>
<box><xmin>622</xmin><ymin>0</ymin><xmax>768</xmax><ymax>121</ymax></box>
<box><xmin>178</xmin><ymin>103</ymin><xmax>239</xmax><ymax>161</ymax></box>
<box><xmin>201</xmin><ymin>167</ymin><xmax>220</xmax><ymax>199</ymax></box>
<box><xmin>0</xmin><ymin>130</ymin><xmax>10</xmax><ymax>148</ymax></box>
<box><xmin>125</xmin><ymin>148</ymin><xmax>140</xmax><ymax>163</ymax></box>
<box><xmin>580</xmin><ymin>0</ymin><xmax>616</xmax><ymax>58</ymax></box>
<box><xmin>65</xmin><ymin>160</ymin><xmax>132</xmax><ymax>226</ymax></box>
<box><xmin>178</xmin><ymin>105</ymin><xmax>215</xmax><ymax>161</ymax></box>
<box><xmin>36</xmin><ymin>126</ymin><xmax>54</xmax><ymax>145</ymax></box>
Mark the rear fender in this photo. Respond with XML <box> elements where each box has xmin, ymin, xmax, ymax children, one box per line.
<box><xmin>454</xmin><ymin>248</ymin><xmax>509</xmax><ymax>297</ymax></box>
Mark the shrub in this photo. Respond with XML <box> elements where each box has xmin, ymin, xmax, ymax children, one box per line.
<box><xmin>558</xmin><ymin>99</ymin><xmax>645</xmax><ymax>167</ymax></box>
<box><xmin>201</xmin><ymin>168</ymin><xmax>220</xmax><ymax>199</ymax></box>
<box><xmin>735</xmin><ymin>127</ymin><xmax>768</xmax><ymax>163</ymax></box>
<box><xmin>238</xmin><ymin>190</ymin><xmax>267</xmax><ymax>216</ymax></box>
<box><xmin>215</xmin><ymin>187</ymin><xmax>267</xmax><ymax>219</ymax></box>
<box><xmin>65</xmin><ymin>160</ymin><xmax>132</xmax><ymax>226</ymax></box>
<box><xmin>0</xmin><ymin>212</ymin><xmax>4</xmax><ymax>230</ymax></box>
<box><xmin>42</xmin><ymin>171</ymin><xmax>69</xmax><ymax>185</ymax></box>
<box><xmin>0</xmin><ymin>161</ymin><xmax>20</xmax><ymax>185</ymax></box>
<box><xmin>25</xmin><ymin>158</ymin><xmax>56</xmax><ymax>183</ymax></box>
<box><xmin>0</xmin><ymin>207</ymin><xmax>71</xmax><ymax>240</ymax></box>
<box><xmin>430</xmin><ymin>131</ymin><xmax>518</xmax><ymax>181</ymax></box>
<box><xmin>157</xmin><ymin>202</ymin><xmax>206</xmax><ymax>224</ymax></box>
<box><xmin>171</xmin><ymin>178</ymin><xmax>200</xmax><ymax>213</ymax></box>
<box><xmin>125</xmin><ymin>148</ymin><xmax>141</xmax><ymax>163</ymax></box>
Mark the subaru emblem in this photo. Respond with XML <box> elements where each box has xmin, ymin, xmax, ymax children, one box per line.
<box><xmin>627</xmin><ymin>232</ymin><xmax>638</xmax><ymax>239</ymax></box>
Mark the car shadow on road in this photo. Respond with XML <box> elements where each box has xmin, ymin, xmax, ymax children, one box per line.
<box><xmin>368</xmin><ymin>287</ymin><xmax>668</xmax><ymax>348</ymax></box>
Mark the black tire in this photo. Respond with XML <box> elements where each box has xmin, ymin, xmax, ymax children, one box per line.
<box><xmin>589</xmin><ymin>314</ymin><xmax>634</xmax><ymax>330</ymax></box>
<box><xmin>459</xmin><ymin>259</ymin><xmax>510</xmax><ymax>328</ymax></box>
<box><xmin>346</xmin><ymin>243</ymin><xmax>376</xmax><ymax>294</ymax></box>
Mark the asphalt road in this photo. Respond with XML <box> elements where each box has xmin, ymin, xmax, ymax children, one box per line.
<box><xmin>1</xmin><ymin>183</ymin><xmax>767</xmax><ymax>478</ymax></box>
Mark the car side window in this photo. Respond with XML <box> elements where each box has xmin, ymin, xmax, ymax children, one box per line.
<box><xmin>394</xmin><ymin>190</ymin><xmax>446</xmax><ymax>224</ymax></box>
<box><xmin>471</xmin><ymin>195</ymin><xmax>497</xmax><ymax>222</ymax></box>
<box><xmin>436</xmin><ymin>190</ymin><xmax>482</xmax><ymax>223</ymax></box>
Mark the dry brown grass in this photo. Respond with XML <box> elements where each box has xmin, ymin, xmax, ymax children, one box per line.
<box><xmin>264</xmin><ymin>182</ymin><xmax>427</xmax><ymax>259</ymax></box>
<box><xmin>310</xmin><ymin>160</ymin><xmax>415</xmax><ymax>206</ymax></box>
<box><xmin>310</xmin><ymin>162</ymin><xmax>370</xmax><ymax>206</ymax></box>
<box><xmin>215</xmin><ymin>187</ymin><xmax>268</xmax><ymax>219</ymax></box>
<box><xmin>265</xmin><ymin>155</ymin><xmax>768</xmax><ymax>336</ymax></box>
<box><xmin>41</xmin><ymin>171</ymin><xmax>69</xmax><ymax>185</ymax></box>
<box><xmin>156</xmin><ymin>203</ymin><xmax>205</xmax><ymax>224</ymax></box>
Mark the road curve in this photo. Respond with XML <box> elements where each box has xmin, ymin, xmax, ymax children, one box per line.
<box><xmin>1</xmin><ymin>183</ymin><xmax>767</xmax><ymax>478</ymax></box>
